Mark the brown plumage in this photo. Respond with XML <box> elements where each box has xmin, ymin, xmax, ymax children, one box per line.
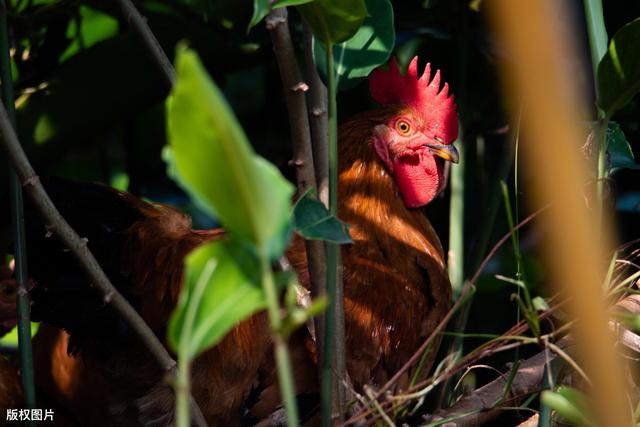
<box><xmin>21</xmin><ymin>185</ymin><xmax>313</xmax><ymax>426</ymax></box>
<box><xmin>288</xmin><ymin>108</ymin><xmax>452</xmax><ymax>390</ymax></box>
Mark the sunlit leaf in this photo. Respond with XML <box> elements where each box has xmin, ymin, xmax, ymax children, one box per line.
<box><xmin>166</xmin><ymin>47</ymin><xmax>294</xmax><ymax>257</ymax></box>
<box><xmin>168</xmin><ymin>239</ymin><xmax>267</xmax><ymax>360</ymax></box>
<box><xmin>314</xmin><ymin>0</ymin><xmax>395</xmax><ymax>90</ymax></box>
<box><xmin>59</xmin><ymin>6</ymin><xmax>119</xmax><ymax>63</ymax></box>
<box><xmin>597</xmin><ymin>18</ymin><xmax>640</xmax><ymax>117</ymax></box>
<box><xmin>297</xmin><ymin>0</ymin><xmax>368</xmax><ymax>46</ymax></box>
<box><xmin>293</xmin><ymin>189</ymin><xmax>352</xmax><ymax>244</ymax></box>
<box><xmin>541</xmin><ymin>387</ymin><xmax>593</xmax><ymax>427</ymax></box>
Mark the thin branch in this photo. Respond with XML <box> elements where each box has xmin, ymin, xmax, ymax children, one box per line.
<box><xmin>303</xmin><ymin>24</ymin><xmax>329</xmax><ymax>207</ymax></box>
<box><xmin>115</xmin><ymin>0</ymin><xmax>175</xmax><ymax>90</ymax></box>
<box><xmin>0</xmin><ymin>100</ymin><xmax>207</xmax><ymax>427</ymax></box>
<box><xmin>265</xmin><ymin>6</ymin><xmax>328</xmax><ymax>330</ymax></box>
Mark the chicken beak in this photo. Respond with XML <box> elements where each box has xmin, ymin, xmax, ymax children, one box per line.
<box><xmin>425</xmin><ymin>142</ymin><xmax>459</xmax><ymax>164</ymax></box>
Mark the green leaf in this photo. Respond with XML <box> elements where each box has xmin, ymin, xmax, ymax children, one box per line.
<box><xmin>248</xmin><ymin>0</ymin><xmax>269</xmax><ymax>30</ymax></box>
<box><xmin>168</xmin><ymin>238</ymin><xmax>267</xmax><ymax>360</ymax></box>
<box><xmin>293</xmin><ymin>189</ymin><xmax>353</xmax><ymax>244</ymax></box>
<box><xmin>597</xmin><ymin>18</ymin><xmax>640</xmax><ymax>117</ymax></box>
<box><xmin>166</xmin><ymin>47</ymin><xmax>294</xmax><ymax>257</ymax></box>
<box><xmin>59</xmin><ymin>6</ymin><xmax>119</xmax><ymax>63</ymax></box>
<box><xmin>273</xmin><ymin>0</ymin><xmax>316</xmax><ymax>7</ymax></box>
<box><xmin>607</xmin><ymin>121</ymin><xmax>638</xmax><ymax>172</ymax></box>
<box><xmin>541</xmin><ymin>387</ymin><xmax>593</xmax><ymax>427</ymax></box>
<box><xmin>314</xmin><ymin>0</ymin><xmax>394</xmax><ymax>90</ymax></box>
<box><xmin>297</xmin><ymin>0</ymin><xmax>368</xmax><ymax>46</ymax></box>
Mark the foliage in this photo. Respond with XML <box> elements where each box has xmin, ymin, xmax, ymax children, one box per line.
<box><xmin>314</xmin><ymin>0</ymin><xmax>395</xmax><ymax>90</ymax></box>
<box><xmin>293</xmin><ymin>189</ymin><xmax>352</xmax><ymax>244</ymax></box>
<box><xmin>297</xmin><ymin>0</ymin><xmax>368</xmax><ymax>45</ymax></box>
<box><xmin>166</xmin><ymin>47</ymin><xmax>294</xmax><ymax>258</ymax></box>
<box><xmin>597</xmin><ymin>18</ymin><xmax>640</xmax><ymax>118</ymax></box>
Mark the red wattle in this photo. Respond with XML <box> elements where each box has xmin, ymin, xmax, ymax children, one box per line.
<box><xmin>393</xmin><ymin>153</ymin><xmax>439</xmax><ymax>208</ymax></box>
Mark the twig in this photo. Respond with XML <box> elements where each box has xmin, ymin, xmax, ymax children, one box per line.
<box><xmin>303</xmin><ymin>24</ymin><xmax>329</xmax><ymax>207</ymax></box>
<box><xmin>115</xmin><ymin>0</ymin><xmax>175</xmax><ymax>90</ymax></box>
<box><xmin>0</xmin><ymin>100</ymin><xmax>208</xmax><ymax>427</ymax></box>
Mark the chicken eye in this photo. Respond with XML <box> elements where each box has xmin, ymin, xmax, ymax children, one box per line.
<box><xmin>396</xmin><ymin>120</ymin><xmax>411</xmax><ymax>135</ymax></box>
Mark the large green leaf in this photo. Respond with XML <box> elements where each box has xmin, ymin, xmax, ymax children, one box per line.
<box><xmin>166</xmin><ymin>47</ymin><xmax>294</xmax><ymax>256</ymax></box>
<box><xmin>292</xmin><ymin>189</ymin><xmax>352</xmax><ymax>244</ymax></box>
<box><xmin>597</xmin><ymin>18</ymin><xmax>640</xmax><ymax>117</ymax></box>
<box><xmin>297</xmin><ymin>0</ymin><xmax>368</xmax><ymax>46</ymax></box>
<box><xmin>248</xmin><ymin>0</ymin><xmax>315</xmax><ymax>31</ymax></box>
<box><xmin>168</xmin><ymin>239</ymin><xmax>267</xmax><ymax>360</ymax></box>
<box><xmin>314</xmin><ymin>0</ymin><xmax>394</xmax><ymax>90</ymax></box>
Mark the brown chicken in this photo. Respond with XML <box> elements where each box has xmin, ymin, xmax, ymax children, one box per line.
<box><xmin>0</xmin><ymin>56</ymin><xmax>458</xmax><ymax>425</ymax></box>
<box><xmin>289</xmin><ymin>57</ymin><xmax>458</xmax><ymax>389</ymax></box>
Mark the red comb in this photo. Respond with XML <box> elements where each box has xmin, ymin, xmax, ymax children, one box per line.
<box><xmin>369</xmin><ymin>56</ymin><xmax>459</xmax><ymax>143</ymax></box>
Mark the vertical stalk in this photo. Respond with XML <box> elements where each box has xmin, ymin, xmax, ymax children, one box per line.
<box><xmin>175</xmin><ymin>356</ymin><xmax>191</xmax><ymax>427</ymax></box>
<box><xmin>0</xmin><ymin>0</ymin><xmax>36</xmax><ymax>417</ymax></box>
<box><xmin>322</xmin><ymin>43</ymin><xmax>345</xmax><ymax>426</ymax></box>
<box><xmin>447</xmin><ymin>128</ymin><xmax>465</xmax><ymax>299</ymax></box>
<box><xmin>582</xmin><ymin>0</ymin><xmax>609</xmax><ymax>229</ymax></box>
<box><xmin>260</xmin><ymin>253</ymin><xmax>299</xmax><ymax>427</ymax></box>
<box><xmin>582</xmin><ymin>0</ymin><xmax>608</xmax><ymax>77</ymax></box>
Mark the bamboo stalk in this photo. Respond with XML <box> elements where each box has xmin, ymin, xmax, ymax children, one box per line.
<box><xmin>321</xmin><ymin>43</ymin><xmax>347</xmax><ymax>426</ymax></box>
<box><xmin>0</xmin><ymin>0</ymin><xmax>35</xmax><ymax>419</ymax></box>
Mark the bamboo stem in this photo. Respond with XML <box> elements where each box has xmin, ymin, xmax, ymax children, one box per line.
<box><xmin>321</xmin><ymin>43</ymin><xmax>346</xmax><ymax>426</ymax></box>
<box><xmin>0</xmin><ymin>0</ymin><xmax>35</xmax><ymax>418</ymax></box>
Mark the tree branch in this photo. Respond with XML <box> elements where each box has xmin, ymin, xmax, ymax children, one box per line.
<box><xmin>265</xmin><ymin>1</ymin><xmax>334</xmax><ymax>394</ymax></box>
<box><xmin>0</xmin><ymin>100</ymin><xmax>207</xmax><ymax>427</ymax></box>
<box><xmin>303</xmin><ymin>24</ymin><xmax>329</xmax><ymax>207</ymax></box>
<box><xmin>115</xmin><ymin>0</ymin><xmax>175</xmax><ymax>90</ymax></box>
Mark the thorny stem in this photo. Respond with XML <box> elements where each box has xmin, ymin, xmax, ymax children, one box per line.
<box><xmin>0</xmin><ymin>99</ymin><xmax>208</xmax><ymax>427</ymax></box>
<box><xmin>0</xmin><ymin>0</ymin><xmax>35</xmax><ymax>418</ymax></box>
<box><xmin>266</xmin><ymin>9</ymin><xmax>327</xmax><ymax>379</ymax></box>
<box><xmin>260</xmin><ymin>253</ymin><xmax>300</xmax><ymax>427</ymax></box>
<box><xmin>304</xmin><ymin>25</ymin><xmax>329</xmax><ymax>207</ymax></box>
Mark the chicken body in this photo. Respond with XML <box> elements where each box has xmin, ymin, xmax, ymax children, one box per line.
<box><xmin>3</xmin><ymin>57</ymin><xmax>457</xmax><ymax>425</ymax></box>
<box><xmin>289</xmin><ymin>107</ymin><xmax>451</xmax><ymax>390</ymax></box>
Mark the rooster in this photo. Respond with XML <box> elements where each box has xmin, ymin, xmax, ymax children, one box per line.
<box><xmin>0</xmin><ymin>56</ymin><xmax>458</xmax><ymax>424</ymax></box>
<box><xmin>289</xmin><ymin>57</ymin><xmax>458</xmax><ymax>389</ymax></box>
